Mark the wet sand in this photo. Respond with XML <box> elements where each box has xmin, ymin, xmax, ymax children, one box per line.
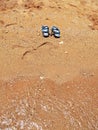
<box><xmin>0</xmin><ymin>72</ymin><xmax>98</xmax><ymax>129</ymax></box>
<box><xmin>0</xmin><ymin>0</ymin><xmax>98</xmax><ymax>129</ymax></box>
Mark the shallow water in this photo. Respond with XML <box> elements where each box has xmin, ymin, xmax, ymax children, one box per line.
<box><xmin>0</xmin><ymin>73</ymin><xmax>98</xmax><ymax>130</ymax></box>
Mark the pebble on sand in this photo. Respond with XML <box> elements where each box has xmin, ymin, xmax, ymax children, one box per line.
<box><xmin>59</xmin><ymin>41</ymin><xmax>64</xmax><ymax>45</ymax></box>
<box><xmin>64</xmin><ymin>51</ymin><xmax>68</xmax><ymax>54</ymax></box>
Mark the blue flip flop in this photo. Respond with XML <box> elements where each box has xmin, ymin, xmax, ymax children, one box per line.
<box><xmin>42</xmin><ymin>26</ymin><xmax>49</xmax><ymax>37</ymax></box>
<box><xmin>51</xmin><ymin>26</ymin><xmax>60</xmax><ymax>38</ymax></box>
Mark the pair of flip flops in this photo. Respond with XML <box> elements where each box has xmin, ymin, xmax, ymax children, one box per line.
<box><xmin>42</xmin><ymin>26</ymin><xmax>60</xmax><ymax>38</ymax></box>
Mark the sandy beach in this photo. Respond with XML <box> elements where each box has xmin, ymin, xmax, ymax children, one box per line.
<box><xmin>0</xmin><ymin>0</ymin><xmax>98</xmax><ymax>129</ymax></box>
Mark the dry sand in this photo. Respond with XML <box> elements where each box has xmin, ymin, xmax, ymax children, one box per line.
<box><xmin>0</xmin><ymin>0</ymin><xmax>98</xmax><ymax>129</ymax></box>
